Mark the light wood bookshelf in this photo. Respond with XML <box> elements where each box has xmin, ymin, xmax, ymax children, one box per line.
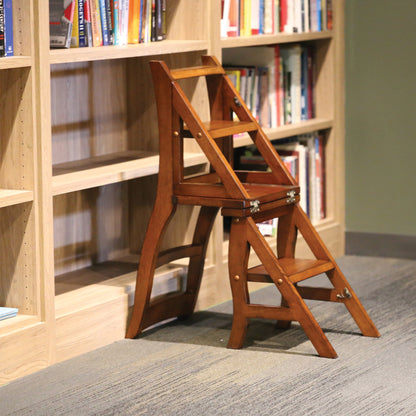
<box><xmin>0</xmin><ymin>0</ymin><xmax>345</xmax><ymax>383</ymax></box>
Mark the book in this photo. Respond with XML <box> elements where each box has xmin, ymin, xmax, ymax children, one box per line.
<box><xmin>98</xmin><ymin>0</ymin><xmax>110</xmax><ymax>45</ymax></box>
<box><xmin>90</xmin><ymin>0</ymin><xmax>103</xmax><ymax>46</ymax></box>
<box><xmin>78</xmin><ymin>0</ymin><xmax>87</xmax><ymax>46</ymax></box>
<box><xmin>83</xmin><ymin>0</ymin><xmax>93</xmax><ymax>46</ymax></box>
<box><xmin>71</xmin><ymin>0</ymin><xmax>79</xmax><ymax>46</ymax></box>
<box><xmin>0</xmin><ymin>0</ymin><xmax>5</xmax><ymax>56</ymax></box>
<box><xmin>50</xmin><ymin>0</ymin><xmax>76</xmax><ymax>49</ymax></box>
<box><xmin>3</xmin><ymin>0</ymin><xmax>12</xmax><ymax>55</ymax></box>
<box><xmin>0</xmin><ymin>307</ymin><xmax>18</xmax><ymax>321</ymax></box>
<box><xmin>127</xmin><ymin>0</ymin><xmax>141</xmax><ymax>43</ymax></box>
<box><xmin>156</xmin><ymin>0</ymin><xmax>166</xmax><ymax>41</ymax></box>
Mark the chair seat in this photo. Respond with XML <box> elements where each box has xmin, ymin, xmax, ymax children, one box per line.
<box><xmin>174</xmin><ymin>172</ymin><xmax>300</xmax><ymax>216</ymax></box>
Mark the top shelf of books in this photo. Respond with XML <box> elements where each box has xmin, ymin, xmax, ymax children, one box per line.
<box><xmin>221</xmin><ymin>0</ymin><xmax>334</xmax><ymax>47</ymax></box>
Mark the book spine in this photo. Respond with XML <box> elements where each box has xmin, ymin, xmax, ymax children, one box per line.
<box><xmin>112</xmin><ymin>0</ymin><xmax>119</xmax><ymax>45</ymax></box>
<box><xmin>90</xmin><ymin>0</ymin><xmax>103</xmax><ymax>46</ymax></box>
<box><xmin>0</xmin><ymin>0</ymin><xmax>5</xmax><ymax>57</ymax></box>
<box><xmin>150</xmin><ymin>0</ymin><xmax>156</xmax><ymax>42</ymax></box>
<box><xmin>4</xmin><ymin>0</ymin><xmax>13</xmax><ymax>56</ymax></box>
<box><xmin>83</xmin><ymin>0</ymin><xmax>93</xmax><ymax>46</ymax></box>
<box><xmin>127</xmin><ymin>0</ymin><xmax>140</xmax><ymax>44</ymax></box>
<box><xmin>71</xmin><ymin>0</ymin><xmax>79</xmax><ymax>47</ymax></box>
<box><xmin>105</xmin><ymin>0</ymin><xmax>113</xmax><ymax>44</ymax></box>
<box><xmin>78</xmin><ymin>0</ymin><xmax>87</xmax><ymax>46</ymax></box>
<box><xmin>98</xmin><ymin>0</ymin><xmax>109</xmax><ymax>45</ymax></box>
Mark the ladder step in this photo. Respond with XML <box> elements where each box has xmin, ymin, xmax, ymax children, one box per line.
<box><xmin>170</xmin><ymin>65</ymin><xmax>225</xmax><ymax>80</ymax></box>
<box><xmin>204</xmin><ymin>120</ymin><xmax>258</xmax><ymax>138</ymax></box>
<box><xmin>247</xmin><ymin>258</ymin><xmax>335</xmax><ymax>284</ymax></box>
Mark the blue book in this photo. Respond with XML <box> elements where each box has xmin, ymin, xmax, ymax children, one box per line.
<box><xmin>316</xmin><ymin>0</ymin><xmax>322</xmax><ymax>32</ymax></box>
<box><xmin>78</xmin><ymin>0</ymin><xmax>86</xmax><ymax>47</ymax></box>
<box><xmin>99</xmin><ymin>0</ymin><xmax>109</xmax><ymax>45</ymax></box>
<box><xmin>0</xmin><ymin>307</ymin><xmax>18</xmax><ymax>321</ymax></box>
<box><xmin>4</xmin><ymin>0</ymin><xmax>13</xmax><ymax>56</ymax></box>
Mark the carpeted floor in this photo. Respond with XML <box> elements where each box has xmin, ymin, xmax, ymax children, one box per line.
<box><xmin>1</xmin><ymin>256</ymin><xmax>415</xmax><ymax>415</ymax></box>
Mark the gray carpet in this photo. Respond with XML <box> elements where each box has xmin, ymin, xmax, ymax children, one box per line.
<box><xmin>1</xmin><ymin>256</ymin><xmax>415</xmax><ymax>415</ymax></box>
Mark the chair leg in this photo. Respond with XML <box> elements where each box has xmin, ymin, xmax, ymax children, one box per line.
<box><xmin>246</xmin><ymin>217</ymin><xmax>338</xmax><ymax>358</ymax></box>
<box><xmin>293</xmin><ymin>205</ymin><xmax>380</xmax><ymax>338</ymax></box>
<box><xmin>181</xmin><ymin>206</ymin><xmax>219</xmax><ymax>317</ymax></box>
<box><xmin>227</xmin><ymin>217</ymin><xmax>250</xmax><ymax>349</ymax></box>
<box><xmin>126</xmin><ymin>197</ymin><xmax>176</xmax><ymax>339</ymax></box>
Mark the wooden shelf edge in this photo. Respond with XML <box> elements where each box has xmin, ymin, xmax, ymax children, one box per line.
<box><xmin>49</xmin><ymin>40</ymin><xmax>209</xmax><ymax>65</ymax></box>
<box><xmin>52</xmin><ymin>151</ymin><xmax>207</xmax><ymax>195</ymax></box>
<box><xmin>233</xmin><ymin>118</ymin><xmax>333</xmax><ymax>148</ymax></box>
<box><xmin>221</xmin><ymin>31</ymin><xmax>333</xmax><ymax>48</ymax></box>
<box><xmin>0</xmin><ymin>56</ymin><xmax>32</xmax><ymax>69</ymax></box>
<box><xmin>0</xmin><ymin>189</ymin><xmax>34</xmax><ymax>208</ymax></box>
<box><xmin>0</xmin><ymin>314</ymin><xmax>42</xmax><ymax>337</ymax></box>
<box><xmin>55</xmin><ymin>259</ymin><xmax>187</xmax><ymax>319</ymax></box>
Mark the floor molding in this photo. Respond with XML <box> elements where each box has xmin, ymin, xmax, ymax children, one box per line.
<box><xmin>346</xmin><ymin>231</ymin><xmax>416</xmax><ymax>259</ymax></box>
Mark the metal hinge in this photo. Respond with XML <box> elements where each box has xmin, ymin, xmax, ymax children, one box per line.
<box><xmin>337</xmin><ymin>287</ymin><xmax>352</xmax><ymax>300</ymax></box>
<box><xmin>286</xmin><ymin>190</ymin><xmax>296</xmax><ymax>203</ymax></box>
<box><xmin>250</xmin><ymin>199</ymin><xmax>260</xmax><ymax>213</ymax></box>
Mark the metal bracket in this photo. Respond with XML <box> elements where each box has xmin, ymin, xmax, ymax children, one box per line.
<box><xmin>286</xmin><ymin>190</ymin><xmax>296</xmax><ymax>203</ymax></box>
<box><xmin>250</xmin><ymin>200</ymin><xmax>260</xmax><ymax>213</ymax></box>
<box><xmin>336</xmin><ymin>287</ymin><xmax>352</xmax><ymax>300</ymax></box>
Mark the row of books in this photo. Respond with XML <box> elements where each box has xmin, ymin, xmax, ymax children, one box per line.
<box><xmin>221</xmin><ymin>0</ymin><xmax>333</xmax><ymax>38</ymax></box>
<box><xmin>236</xmin><ymin>131</ymin><xmax>325</xmax><ymax>231</ymax></box>
<box><xmin>50</xmin><ymin>0</ymin><xmax>166</xmax><ymax>49</ymax></box>
<box><xmin>0</xmin><ymin>0</ymin><xmax>14</xmax><ymax>57</ymax></box>
<box><xmin>224</xmin><ymin>43</ymin><xmax>315</xmax><ymax>128</ymax></box>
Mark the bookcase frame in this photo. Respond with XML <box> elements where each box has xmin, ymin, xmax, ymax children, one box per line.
<box><xmin>0</xmin><ymin>0</ymin><xmax>345</xmax><ymax>383</ymax></box>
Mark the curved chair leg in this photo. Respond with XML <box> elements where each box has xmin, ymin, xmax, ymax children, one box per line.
<box><xmin>181</xmin><ymin>206</ymin><xmax>219</xmax><ymax>317</ymax></box>
<box><xmin>126</xmin><ymin>197</ymin><xmax>176</xmax><ymax>339</ymax></box>
<box><xmin>227</xmin><ymin>217</ymin><xmax>251</xmax><ymax>349</ymax></box>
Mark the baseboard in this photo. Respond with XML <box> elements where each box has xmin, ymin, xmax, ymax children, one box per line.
<box><xmin>345</xmin><ymin>231</ymin><xmax>416</xmax><ymax>260</ymax></box>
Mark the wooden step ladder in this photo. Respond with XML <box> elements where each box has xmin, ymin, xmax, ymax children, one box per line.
<box><xmin>126</xmin><ymin>56</ymin><xmax>380</xmax><ymax>358</ymax></box>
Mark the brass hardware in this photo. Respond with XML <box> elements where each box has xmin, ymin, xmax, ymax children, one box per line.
<box><xmin>286</xmin><ymin>190</ymin><xmax>296</xmax><ymax>204</ymax></box>
<box><xmin>337</xmin><ymin>287</ymin><xmax>352</xmax><ymax>299</ymax></box>
<box><xmin>234</xmin><ymin>275</ymin><xmax>240</xmax><ymax>281</ymax></box>
<box><xmin>277</xmin><ymin>279</ymin><xmax>283</xmax><ymax>285</ymax></box>
<box><xmin>173</xmin><ymin>131</ymin><xmax>179</xmax><ymax>137</ymax></box>
<box><xmin>250</xmin><ymin>200</ymin><xmax>260</xmax><ymax>213</ymax></box>
<box><xmin>197</xmin><ymin>132</ymin><xmax>202</xmax><ymax>138</ymax></box>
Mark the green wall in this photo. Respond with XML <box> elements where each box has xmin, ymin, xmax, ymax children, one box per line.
<box><xmin>345</xmin><ymin>0</ymin><xmax>416</xmax><ymax>236</ymax></box>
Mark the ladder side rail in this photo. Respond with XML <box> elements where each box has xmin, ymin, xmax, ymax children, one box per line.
<box><xmin>172</xmin><ymin>82</ymin><xmax>250</xmax><ymax>200</ymax></box>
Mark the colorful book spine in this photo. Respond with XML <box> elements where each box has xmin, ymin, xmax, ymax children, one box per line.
<box><xmin>0</xmin><ymin>0</ymin><xmax>5</xmax><ymax>56</ymax></box>
<box><xmin>3</xmin><ymin>0</ymin><xmax>13</xmax><ymax>55</ymax></box>
<box><xmin>90</xmin><ymin>0</ymin><xmax>103</xmax><ymax>46</ymax></box>
<box><xmin>98</xmin><ymin>0</ymin><xmax>109</xmax><ymax>45</ymax></box>
<box><xmin>78</xmin><ymin>0</ymin><xmax>87</xmax><ymax>46</ymax></box>
<box><xmin>112</xmin><ymin>0</ymin><xmax>120</xmax><ymax>45</ymax></box>
<box><xmin>127</xmin><ymin>0</ymin><xmax>141</xmax><ymax>44</ymax></box>
<box><xmin>83</xmin><ymin>0</ymin><xmax>93</xmax><ymax>46</ymax></box>
<box><xmin>71</xmin><ymin>0</ymin><xmax>79</xmax><ymax>46</ymax></box>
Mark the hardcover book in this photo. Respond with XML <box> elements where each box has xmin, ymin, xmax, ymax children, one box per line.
<box><xmin>50</xmin><ymin>0</ymin><xmax>76</xmax><ymax>49</ymax></box>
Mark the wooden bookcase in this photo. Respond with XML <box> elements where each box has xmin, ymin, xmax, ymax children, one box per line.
<box><xmin>0</xmin><ymin>0</ymin><xmax>345</xmax><ymax>383</ymax></box>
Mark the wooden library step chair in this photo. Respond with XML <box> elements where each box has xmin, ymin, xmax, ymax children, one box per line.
<box><xmin>126</xmin><ymin>56</ymin><xmax>380</xmax><ymax>358</ymax></box>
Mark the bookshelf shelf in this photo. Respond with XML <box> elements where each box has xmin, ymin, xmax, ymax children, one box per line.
<box><xmin>221</xmin><ymin>31</ymin><xmax>333</xmax><ymax>48</ymax></box>
<box><xmin>49</xmin><ymin>40</ymin><xmax>209</xmax><ymax>65</ymax></box>
<box><xmin>0</xmin><ymin>189</ymin><xmax>34</xmax><ymax>208</ymax></box>
<box><xmin>233</xmin><ymin>118</ymin><xmax>334</xmax><ymax>148</ymax></box>
<box><xmin>0</xmin><ymin>57</ymin><xmax>32</xmax><ymax>69</ymax></box>
<box><xmin>0</xmin><ymin>0</ymin><xmax>345</xmax><ymax>381</ymax></box>
<box><xmin>52</xmin><ymin>150</ymin><xmax>207</xmax><ymax>195</ymax></box>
